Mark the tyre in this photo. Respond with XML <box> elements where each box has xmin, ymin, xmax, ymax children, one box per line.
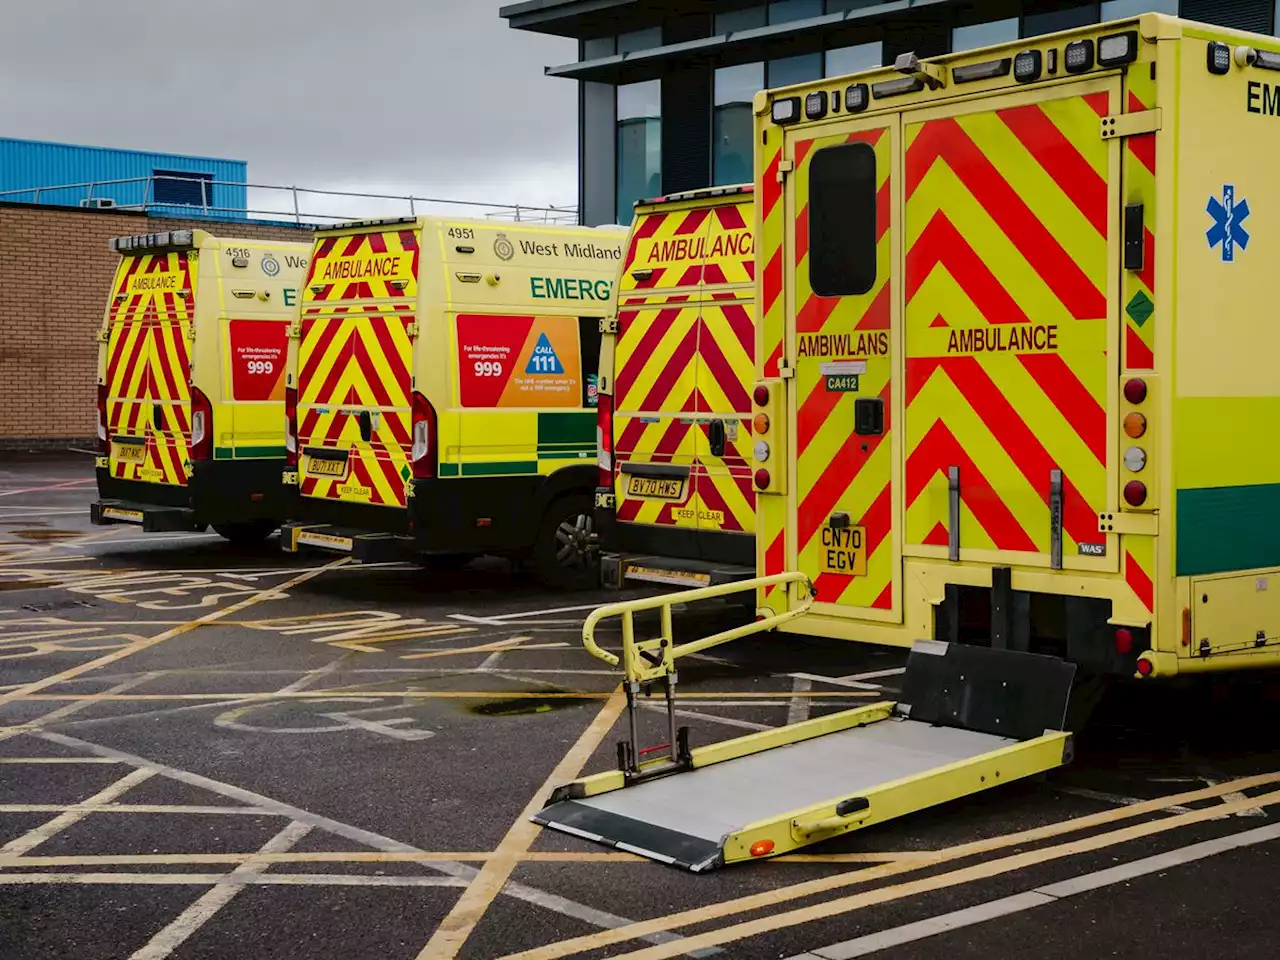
<box><xmin>533</xmin><ymin>495</ymin><xmax>598</xmax><ymax>590</ymax></box>
<box><xmin>418</xmin><ymin>553</ymin><xmax>472</xmax><ymax>572</ymax></box>
<box><xmin>211</xmin><ymin>520</ymin><xmax>278</xmax><ymax>545</ymax></box>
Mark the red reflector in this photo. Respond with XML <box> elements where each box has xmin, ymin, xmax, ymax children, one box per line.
<box><xmin>749</xmin><ymin>839</ymin><xmax>775</xmax><ymax>857</ymax></box>
<box><xmin>1124</xmin><ymin>480</ymin><xmax>1147</xmax><ymax>507</ymax></box>
<box><xmin>1136</xmin><ymin>658</ymin><xmax>1153</xmax><ymax>677</ymax></box>
<box><xmin>754</xmin><ymin>468</ymin><xmax>770</xmax><ymax>489</ymax></box>
<box><xmin>1123</xmin><ymin>378</ymin><xmax>1148</xmax><ymax>404</ymax></box>
<box><xmin>1114</xmin><ymin>628</ymin><xmax>1133</xmax><ymax>655</ymax></box>
<box><xmin>753</xmin><ymin>384</ymin><xmax>769</xmax><ymax>407</ymax></box>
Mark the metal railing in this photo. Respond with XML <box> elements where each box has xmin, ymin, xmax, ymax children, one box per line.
<box><xmin>0</xmin><ymin>174</ymin><xmax>579</xmax><ymax>225</ymax></box>
<box><xmin>581</xmin><ymin>573</ymin><xmax>816</xmax><ymax>776</ymax></box>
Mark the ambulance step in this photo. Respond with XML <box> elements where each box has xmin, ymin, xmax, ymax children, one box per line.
<box><xmin>91</xmin><ymin>500</ymin><xmax>201</xmax><ymax>533</ymax></box>
<box><xmin>281</xmin><ymin>523</ymin><xmax>412</xmax><ymax>562</ymax></box>
<box><xmin>604</xmin><ymin>553</ymin><xmax>755</xmax><ymax>590</ymax></box>
<box><xmin>535</xmin><ymin>643</ymin><xmax>1076</xmax><ymax>870</ymax></box>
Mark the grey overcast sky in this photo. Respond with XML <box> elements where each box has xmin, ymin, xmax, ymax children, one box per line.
<box><xmin>0</xmin><ymin>1</ymin><xmax>578</xmax><ymax>213</ymax></box>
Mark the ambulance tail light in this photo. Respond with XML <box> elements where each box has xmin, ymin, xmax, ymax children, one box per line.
<box><xmin>1114</xmin><ymin>627</ymin><xmax>1134</xmax><ymax>655</ymax></box>
<box><xmin>597</xmin><ymin>392</ymin><xmax>614</xmax><ymax>488</ymax></box>
<box><xmin>755</xmin><ymin>468</ymin><xmax>771</xmax><ymax>489</ymax></box>
<box><xmin>190</xmin><ymin>386</ymin><xmax>212</xmax><ymax>462</ymax></box>
<box><xmin>284</xmin><ymin>386</ymin><xmax>298</xmax><ymax>467</ymax></box>
<box><xmin>752</xmin><ymin>379</ymin><xmax>786</xmax><ymax>495</ymax></box>
<box><xmin>411</xmin><ymin>390</ymin><xmax>437</xmax><ymax>480</ymax></box>
<box><xmin>1123</xmin><ymin>378</ymin><xmax>1147</xmax><ymax>404</ymax></box>
<box><xmin>96</xmin><ymin>384</ymin><xmax>109</xmax><ymax>453</ymax></box>
<box><xmin>1124</xmin><ymin>481</ymin><xmax>1147</xmax><ymax>507</ymax></box>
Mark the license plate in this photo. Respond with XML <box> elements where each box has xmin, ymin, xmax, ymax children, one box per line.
<box><xmin>626</xmin><ymin>566</ymin><xmax>710</xmax><ymax>587</ymax></box>
<box><xmin>818</xmin><ymin>525</ymin><xmax>867</xmax><ymax>577</ymax></box>
<box><xmin>627</xmin><ymin>475</ymin><xmax>685</xmax><ymax>499</ymax></box>
<box><xmin>114</xmin><ymin>443</ymin><xmax>146</xmax><ymax>463</ymax></box>
<box><xmin>102</xmin><ymin>506</ymin><xmax>144</xmax><ymax>523</ymax></box>
<box><xmin>307</xmin><ymin>457</ymin><xmax>346</xmax><ymax>477</ymax></box>
<box><xmin>297</xmin><ymin>531</ymin><xmax>354</xmax><ymax>552</ymax></box>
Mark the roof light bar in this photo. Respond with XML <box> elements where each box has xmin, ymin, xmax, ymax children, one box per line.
<box><xmin>952</xmin><ymin>58</ymin><xmax>1011</xmax><ymax>84</ymax></box>
<box><xmin>872</xmin><ymin>75</ymin><xmax>924</xmax><ymax>100</ymax></box>
<box><xmin>1064</xmin><ymin>39</ymin><xmax>1094</xmax><ymax>74</ymax></box>
<box><xmin>109</xmin><ymin>230</ymin><xmax>195</xmax><ymax>253</ymax></box>
<box><xmin>1014</xmin><ymin>49</ymin><xmax>1042</xmax><ymax>83</ymax></box>
<box><xmin>772</xmin><ymin>96</ymin><xmax>801</xmax><ymax>125</ymax></box>
<box><xmin>646</xmin><ymin>184</ymin><xmax>753</xmax><ymax>205</ymax></box>
<box><xmin>323</xmin><ymin>216</ymin><xmax>418</xmax><ymax>232</ymax></box>
<box><xmin>1097</xmin><ymin>31</ymin><xmax>1138</xmax><ymax>68</ymax></box>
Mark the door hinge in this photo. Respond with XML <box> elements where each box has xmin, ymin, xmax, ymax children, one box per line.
<box><xmin>777</xmin><ymin>359</ymin><xmax>795</xmax><ymax>379</ymax></box>
<box><xmin>600</xmin><ymin>317</ymin><xmax>618</xmax><ymax>335</ymax></box>
<box><xmin>287</xmin><ymin>322</ymin><xmax>301</xmax><ymax>339</ymax></box>
<box><xmin>406</xmin><ymin>321</ymin><xmax>419</xmax><ymax>338</ymax></box>
<box><xmin>777</xmin><ymin>159</ymin><xmax>794</xmax><ymax>181</ymax></box>
<box><xmin>1101</xmin><ymin>108</ymin><xmax>1161</xmax><ymax>140</ymax></box>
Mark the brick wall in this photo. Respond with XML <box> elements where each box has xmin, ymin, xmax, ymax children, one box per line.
<box><xmin>0</xmin><ymin>203</ymin><xmax>311</xmax><ymax>448</ymax></box>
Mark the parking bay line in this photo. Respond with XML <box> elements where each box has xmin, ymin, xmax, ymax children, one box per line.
<box><xmin>602</xmin><ymin>788</ymin><xmax>1280</xmax><ymax>960</ymax></box>
<box><xmin>0</xmin><ymin>872</ymin><xmax>471</xmax><ymax>888</ymax></box>
<box><xmin>29</xmin><ymin>730</ymin><xmax>698</xmax><ymax>950</ymax></box>
<box><xmin>787</xmin><ymin>820</ymin><xmax>1280</xmax><ymax>960</ymax></box>
<box><xmin>501</xmin><ymin>771</ymin><xmax>1280</xmax><ymax>960</ymax></box>
<box><xmin>0</xmin><ymin>557</ymin><xmax>352</xmax><ymax>713</ymax></box>
<box><xmin>10</xmin><ymin>690</ymin><xmax>879</xmax><ymax>702</ymax></box>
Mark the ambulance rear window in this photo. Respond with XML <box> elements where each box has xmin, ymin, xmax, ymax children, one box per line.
<box><xmin>808</xmin><ymin>142</ymin><xmax>877</xmax><ymax>298</ymax></box>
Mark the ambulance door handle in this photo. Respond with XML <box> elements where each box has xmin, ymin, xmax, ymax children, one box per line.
<box><xmin>357</xmin><ymin>411</ymin><xmax>372</xmax><ymax>443</ymax></box>
<box><xmin>708</xmin><ymin>420</ymin><xmax>726</xmax><ymax>457</ymax></box>
<box><xmin>153</xmin><ymin>404</ymin><xmax>163</xmax><ymax>430</ymax></box>
<box><xmin>1124</xmin><ymin>204</ymin><xmax>1144</xmax><ymax>271</ymax></box>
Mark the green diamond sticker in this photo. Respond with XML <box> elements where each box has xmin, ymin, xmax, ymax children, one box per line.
<box><xmin>400</xmin><ymin>464</ymin><xmax>411</xmax><ymax>481</ymax></box>
<box><xmin>1125</xmin><ymin>291</ymin><xmax>1154</xmax><ymax>328</ymax></box>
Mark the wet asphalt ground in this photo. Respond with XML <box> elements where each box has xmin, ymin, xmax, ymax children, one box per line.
<box><xmin>1</xmin><ymin>453</ymin><xmax>1279</xmax><ymax>959</ymax></box>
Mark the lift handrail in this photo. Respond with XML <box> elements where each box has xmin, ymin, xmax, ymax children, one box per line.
<box><xmin>581</xmin><ymin>572</ymin><xmax>815</xmax><ymax>684</ymax></box>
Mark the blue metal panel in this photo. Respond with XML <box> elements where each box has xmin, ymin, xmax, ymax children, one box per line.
<box><xmin>0</xmin><ymin>138</ymin><xmax>247</xmax><ymax>219</ymax></box>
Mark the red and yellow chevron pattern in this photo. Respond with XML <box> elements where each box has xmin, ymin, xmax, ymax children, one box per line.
<box><xmin>297</xmin><ymin>227</ymin><xmax>419</xmax><ymax>509</ymax></box>
<box><xmin>903</xmin><ymin>87</ymin><xmax>1112</xmax><ymax>562</ymax></box>
<box><xmin>1123</xmin><ymin>72</ymin><xmax>1157</xmax><ymax>372</ymax></box>
<box><xmin>787</xmin><ymin>126</ymin><xmax>894</xmax><ymax>610</ymax></box>
<box><xmin>104</xmin><ymin>251</ymin><xmax>195</xmax><ymax>486</ymax></box>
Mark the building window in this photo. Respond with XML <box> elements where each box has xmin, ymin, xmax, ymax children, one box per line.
<box><xmin>809</xmin><ymin>142</ymin><xmax>877</xmax><ymax>297</ymax></box>
<box><xmin>616</xmin><ymin>80</ymin><xmax>661</xmax><ymax>225</ymax></box>
<box><xmin>1022</xmin><ymin>5</ymin><xmax>1099</xmax><ymax>38</ymax></box>
<box><xmin>825</xmin><ymin>0</ymin><xmax>882</xmax><ymax>12</ymax></box>
<box><xmin>769</xmin><ymin>0</ymin><xmax>823</xmax><ymax>22</ymax></box>
<box><xmin>153</xmin><ymin>170</ymin><xmax>213</xmax><ymax>208</ymax></box>
<box><xmin>617</xmin><ymin>26</ymin><xmax>661</xmax><ymax>55</ymax></box>
<box><xmin>952</xmin><ymin>17</ymin><xmax>1019</xmax><ymax>53</ymax></box>
<box><xmin>1100</xmin><ymin>0</ymin><xmax>1174</xmax><ymax>18</ymax></box>
<box><xmin>716</xmin><ymin>6</ymin><xmax>766</xmax><ymax>33</ymax></box>
<box><xmin>769</xmin><ymin>53</ymin><xmax>823</xmax><ymax>86</ymax></box>
<box><xmin>713</xmin><ymin>62</ymin><xmax>763</xmax><ymax>187</ymax></box>
<box><xmin>825</xmin><ymin>41</ymin><xmax>882</xmax><ymax>76</ymax></box>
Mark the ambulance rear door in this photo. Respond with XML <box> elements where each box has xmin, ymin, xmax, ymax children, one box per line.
<box><xmin>296</xmin><ymin>223</ymin><xmax>418</xmax><ymax>510</ymax></box>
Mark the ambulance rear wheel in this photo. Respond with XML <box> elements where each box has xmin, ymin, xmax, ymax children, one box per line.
<box><xmin>212</xmin><ymin>520</ymin><xmax>278</xmax><ymax>545</ymax></box>
<box><xmin>534</xmin><ymin>495</ymin><xmax>598</xmax><ymax>590</ymax></box>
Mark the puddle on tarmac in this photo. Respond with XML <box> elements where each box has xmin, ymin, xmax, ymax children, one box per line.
<box><xmin>467</xmin><ymin>693</ymin><xmax>595</xmax><ymax>717</ymax></box>
<box><xmin>8</xmin><ymin>529</ymin><xmax>79</xmax><ymax>541</ymax></box>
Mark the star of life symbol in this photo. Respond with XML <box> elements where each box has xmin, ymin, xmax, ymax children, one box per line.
<box><xmin>1206</xmin><ymin>184</ymin><xmax>1250</xmax><ymax>263</ymax></box>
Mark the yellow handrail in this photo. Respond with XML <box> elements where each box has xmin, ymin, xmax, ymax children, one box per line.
<box><xmin>581</xmin><ymin>572</ymin><xmax>815</xmax><ymax>685</ymax></box>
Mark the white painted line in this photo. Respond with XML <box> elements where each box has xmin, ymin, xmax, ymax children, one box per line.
<box><xmin>838</xmin><ymin>667</ymin><xmax>906</xmax><ymax>682</ymax></box>
<box><xmin>787</xmin><ymin>676</ymin><xmax>813</xmax><ymax>725</ymax></box>
<box><xmin>0</xmin><ymin>872</ymin><xmax>471</xmax><ymax>887</ymax></box>
<box><xmin>130</xmin><ymin>821</ymin><xmax>313</xmax><ymax>960</ymax></box>
<box><xmin>1</xmin><ymin>767</ymin><xmax>154</xmax><ymax>855</ymax></box>
<box><xmin>1054</xmin><ymin>786</ymin><xmax>1196</xmax><ymax>815</ymax></box>
<box><xmin>640</xmin><ymin>703</ymin><xmax>771</xmax><ymax>733</ymax></box>
<box><xmin>70</xmin><ymin>534</ymin><xmax>222</xmax><ymax>549</ymax></box>
<box><xmin>448</xmin><ymin>602</ymin><xmax>605</xmax><ymax>625</ymax></box>
<box><xmin>790</xmin><ymin>821</ymin><xmax>1280</xmax><ymax>960</ymax></box>
<box><xmin>33</xmin><ymin>732</ymin><xmax>686</xmax><ymax>946</ymax></box>
<box><xmin>0</xmin><ymin>757</ymin><xmax>120</xmax><ymax>764</ymax></box>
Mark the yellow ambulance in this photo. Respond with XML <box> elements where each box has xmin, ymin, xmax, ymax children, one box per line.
<box><xmin>537</xmin><ymin>15</ymin><xmax>1280</xmax><ymax>871</ymax></box>
<box><xmin>596</xmin><ymin>185</ymin><xmax>758</xmax><ymax>589</ymax></box>
<box><xmin>280</xmin><ymin>216</ymin><xmax>625</xmax><ymax>587</ymax></box>
<box><xmin>92</xmin><ymin>230</ymin><xmax>309</xmax><ymax>541</ymax></box>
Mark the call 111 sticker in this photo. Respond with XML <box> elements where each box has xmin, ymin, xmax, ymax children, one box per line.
<box><xmin>456</xmin><ymin>314</ymin><xmax>582</xmax><ymax>408</ymax></box>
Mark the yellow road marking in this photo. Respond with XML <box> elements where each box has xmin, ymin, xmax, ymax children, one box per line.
<box><xmin>7</xmin><ymin>689</ymin><xmax>877</xmax><ymax>702</ymax></box>
<box><xmin>607</xmin><ymin>787</ymin><xmax>1280</xmax><ymax>960</ymax></box>
<box><xmin>501</xmin><ymin>770</ymin><xmax>1280</xmax><ymax>960</ymax></box>
<box><xmin>0</xmin><ymin>850</ymin><xmax>915</xmax><ymax>869</ymax></box>
<box><xmin>418</xmin><ymin>686</ymin><xmax>629</xmax><ymax>959</ymax></box>
<box><xmin>400</xmin><ymin>639</ymin><xmax>570</xmax><ymax>661</ymax></box>
<box><xmin>0</xmin><ymin>558</ymin><xmax>350</xmax><ymax>714</ymax></box>
<box><xmin>0</xmin><ymin>757</ymin><xmax>121</xmax><ymax>764</ymax></box>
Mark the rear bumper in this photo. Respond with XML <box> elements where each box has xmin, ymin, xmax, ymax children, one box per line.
<box><xmin>91</xmin><ymin>499</ymin><xmax>202</xmax><ymax>533</ymax></box>
<box><xmin>280</xmin><ymin>522</ymin><xmax>413</xmax><ymax>562</ymax></box>
<box><xmin>596</xmin><ymin>486</ymin><xmax>755</xmax><ymax>588</ymax></box>
<box><xmin>94</xmin><ymin>459</ymin><xmax>287</xmax><ymax>527</ymax></box>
